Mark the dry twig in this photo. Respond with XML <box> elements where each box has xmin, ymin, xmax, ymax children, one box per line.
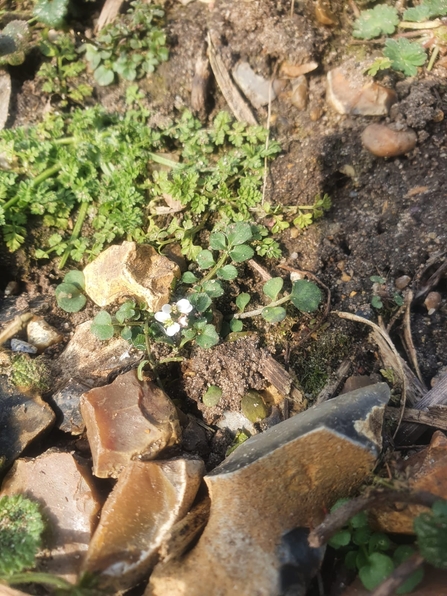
<box><xmin>402</xmin><ymin>289</ymin><xmax>425</xmax><ymax>385</ymax></box>
<box><xmin>370</xmin><ymin>553</ymin><xmax>425</xmax><ymax>596</ymax></box>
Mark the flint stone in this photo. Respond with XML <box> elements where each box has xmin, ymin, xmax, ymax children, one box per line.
<box><xmin>0</xmin><ymin>450</ymin><xmax>102</xmax><ymax>582</ymax></box>
<box><xmin>80</xmin><ymin>369</ymin><xmax>181</xmax><ymax>478</ymax></box>
<box><xmin>148</xmin><ymin>383</ymin><xmax>389</xmax><ymax>596</ymax></box>
<box><xmin>51</xmin><ymin>378</ymin><xmax>92</xmax><ymax>435</ymax></box>
<box><xmin>0</xmin><ymin>376</ymin><xmax>55</xmax><ymax>473</ymax></box>
<box><xmin>82</xmin><ymin>458</ymin><xmax>204</xmax><ymax>591</ymax></box>
<box><xmin>55</xmin><ymin>320</ymin><xmax>140</xmax><ymax>386</ymax></box>
<box><xmin>327</xmin><ymin>66</ymin><xmax>397</xmax><ymax>116</ymax></box>
<box><xmin>83</xmin><ymin>241</ymin><xmax>180</xmax><ymax>311</ymax></box>
<box><xmin>232</xmin><ymin>62</ymin><xmax>276</xmax><ymax>109</ymax></box>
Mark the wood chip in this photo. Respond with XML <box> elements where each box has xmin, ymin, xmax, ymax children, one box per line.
<box><xmin>260</xmin><ymin>353</ymin><xmax>305</xmax><ymax>409</ymax></box>
<box><xmin>96</xmin><ymin>0</ymin><xmax>124</xmax><ymax>32</ymax></box>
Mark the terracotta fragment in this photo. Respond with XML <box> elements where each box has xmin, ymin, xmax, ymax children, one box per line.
<box><xmin>361</xmin><ymin>124</ymin><xmax>417</xmax><ymax>158</ymax></box>
<box><xmin>148</xmin><ymin>384</ymin><xmax>389</xmax><ymax>596</ymax></box>
<box><xmin>327</xmin><ymin>67</ymin><xmax>397</xmax><ymax>116</ymax></box>
<box><xmin>82</xmin><ymin>458</ymin><xmax>204</xmax><ymax>591</ymax></box>
<box><xmin>0</xmin><ymin>450</ymin><xmax>102</xmax><ymax>582</ymax></box>
<box><xmin>0</xmin><ymin>376</ymin><xmax>55</xmax><ymax>471</ymax></box>
<box><xmin>80</xmin><ymin>369</ymin><xmax>181</xmax><ymax>478</ymax></box>
<box><xmin>83</xmin><ymin>241</ymin><xmax>180</xmax><ymax>311</ymax></box>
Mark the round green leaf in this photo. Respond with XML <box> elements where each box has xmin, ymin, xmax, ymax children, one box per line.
<box><xmin>353</xmin><ymin>526</ymin><xmax>372</xmax><ymax>546</ymax></box>
<box><xmin>263</xmin><ymin>277</ymin><xmax>284</xmax><ymax>301</ymax></box>
<box><xmin>33</xmin><ymin>0</ymin><xmax>69</xmax><ymax>28</ymax></box>
<box><xmin>236</xmin><ymin>292</ymin><xmax>250</xmax><ymax>312</ymax></box>
<box><xmin>394</xmin><ymin>546</ymin><xmax>424</xmax><ymax>595</ymax></box>
<box><xmin>350</xmin><ymin>511</ymin><xmax>369</xmax><ymax>529</ymax></box>
<box><xmin>290</xmin><ymin>280</ymin><xmax>322</xmax><ymax>313</ymax></box>
<box><xmin>229</xmin><ymin>244</ymin><xmax>254</xmax><ymax>263</ymax></box>
<box><xmin>217</xmin><ymin>264</ymin><xmax>237</xmax><ymax>280</ymax></box>
<box><xmin>225</xmin><ymin>222</ymin><xmax>253</xmax><ymax>246</ymax></box>
<box><xmin>182</xmin><ymin>271</ymin><xmax>199</xmax><ymax>284</ymax></box>
<box><xmin>196</xmin><ymin>249</ymin><xmax>216</xmax><ymax>270</ymax></box>
<box><xmin>91</xmin><ymin>311</ymin><xmax>114</xmax><ymax>340</ymax></box>
<box><xmin>55</xmin><ymin>282</ymin><xmax>86</xmax><ymax>313</ymax></box>
<box><xmin>94</xmin><ymin>65</ymin><xmax>115</xmax><ymax>86</ymax></box>
<box><xmin>359</xmin><ymin>553</ymin><xmax>394</xmax><ymax>591</ymax></box>
<box><xmin>115</xmin><ymin>301</ymin><xmax>136</xmax><ymax>323</ymax></box>
<box><xmin>202</xmin><ymin>280</ymin><xmax>224</xmax><ymax>298</ymax></box>
<box><xmin>262</xmin><ymin>306</ymin><xmax>287</xmax><ymax>323</ymax></box>
<box><xmin>230</xmin><ymin>318</ymin><xmax>243</xmax><ymax>332</ymax></box>
<box><xmin>189</xmin><ymin>292</ymin><xmax>212</xmax><ymax>313</ymax></box>
<box><xmin>203</xmin><ymin>385</ymin><xmax>222</xmax><ymax>407</ymax></box>
<box><xmin>209</xmin><ymin>232</ymin><xmax>227</xmax><ymax>251</ymax></box>
<box><xmin>196</xmin><ymin>324</ymin><xmax>219</xmax><ymax>349</ymax></box>
<box><xmin>328</xmin><ymin>529</ymin><xmax>351</xmax><ymax>549</ymax></box>
<box><xmin>63</xmin><ymin>270</ymin><xmax>85</xmax><ymax>290</ymax></box>
<box><xmin>368</xmin><ymin>533</ymin><xmax>392</xmax><ymax>553</ymax></box>
<box><xmin>345</xmin><ymin>550</ymin><xmax>358</xmax><ymax>571</ymax></box>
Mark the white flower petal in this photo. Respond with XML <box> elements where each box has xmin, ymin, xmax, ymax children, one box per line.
<box><xmin>177</xmin><ymin>298</ymin><xmax>193</xmax><ymax>314</ymax></box>
<box><xmin>161</xmin><ymin>304</ymin><xmax>172</xmax><ymax>314</ymax></box>
<box><xmin>165</xmin><ymin>322</ymin><xmax>181</xmax><ymax>336</ymax></box>
<box><xmin>178</xmin><ymin>315</ymin><xmax>189</xmax><ymax>328</ymax></box>
<box><xmin>154</xmin><ymin>311</ymin><xmax>171</xmax><ymax>323</ymax></box>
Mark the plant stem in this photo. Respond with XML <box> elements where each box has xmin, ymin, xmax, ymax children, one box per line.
<box><xmin>58</xmin><ymin>200</ymin><xmax>90</xmax><ymax>269</ymax></box>
<box><xmin>427</xmin><ymin>44</ymin><xmax>440</xmax><ymax>71</ymax></box>
<box><xmin>0</xmin><ymin>572</ymin><xmax>74</xmax><ymax>589</ymax></box>
<box><xmin>201</xmin><ymin>252</ymin><xmax>228</xmax><ymax>283</ymax></box>
<box><xmin>147</xmin><ymin>152</ymin><xmax>179</xmax><ymax>168</ymax></box>
<box><xmin>3</xmin><ymin>163</ymin><xmax>61</xmax><ymax>212</ymax></box>
<box><xmin>233</xmin><ymin>294</ymin><xmax>290</xmax><ymax>319</ymax></box>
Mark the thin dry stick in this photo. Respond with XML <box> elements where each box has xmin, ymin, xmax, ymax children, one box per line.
<box><xmin>308</xmin><ymin>489</ymin><xmax>440</xmax><ymax>548</ymax></box>
<box><xmin>369</xmin><ymin>553</ymin><xmax>425</xmax><ymax>596</ymax></box>
<box><xmin>290</xmin><ymin>0</ymin><xmax>295</xmax><ymax>17</ymax></box>
<box><xmin>261</xmin><ymin>76</ymin><xmax>273</xmax><ymax>205</ymax></box>
<box><xmin>402</xmin><ymin>289</ymin><xmax>424</xmax><ymax>384</ymax></box>
<box><xmin>333</xmin><ymin>311</ymin><xmax>407</xmax><ymax>438</ymax></box>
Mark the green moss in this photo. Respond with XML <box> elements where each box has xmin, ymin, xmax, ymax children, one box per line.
<box><xmin>10</xmin><ymin>354</ymin><xmax>50</xmax><ymax>394</ymax></box>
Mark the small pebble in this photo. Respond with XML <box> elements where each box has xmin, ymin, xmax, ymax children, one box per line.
<box><xmin>10</xmin><ymin>338</ymin><xmax>38</xmax><ymax>354</ymax></box>
<box><xmin>395</xmin><ymin>275</ymin><xmax>411</xmax><ymax>290</ymax></box>
<box><xmin>290</xmin><ymin>76</ymin><xmax>308</xmax><ymax>110</ymax></box>
<box><xmin>361</xmin><ymin>124</ymin><xmax>417</xmax><ymax>158</ymax></box>
<box><xmin>309</xmin><ymin>106</ymin><xmax>323</xmax><ymax>121</ymax></box>
<box><xmin>424</xmin><ymin>291</ymin><xmax>442</xmax><ymax>315</ymax></box>
<box><xmin>4</xmin><ymin>281</ymin><xmax>19</xmax><ymax>296</ymax></box>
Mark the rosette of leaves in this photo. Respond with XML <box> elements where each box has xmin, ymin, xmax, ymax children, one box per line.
<box><xmin>0</xmin><ymin>494</ymin><xmax>44</xmax><ymax>575</ymax></box>
<box><xmin>383</xmin><ymin>38</ymin><xmax>427</xmax><ymax>76</ymax></box>
<box><xmin>0</xmin><ymin>21</ymin><xmax>30</xmax><ymax>66</ymax></box>
<box><xmin>81</xmin><ymin>0</ymin><xmax>168</xmax><ymax>86</ymax></box>
<box><xmin>353</xmin><ymin>5</ymin><xmax>399</xmax><ymax>39</ymax></box>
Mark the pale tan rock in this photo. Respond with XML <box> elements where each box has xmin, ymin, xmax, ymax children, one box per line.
<box><xmin>0</xmin><ymin>450</ymin><xmax>102</xmax><ymax>582</ymax></box>
<box><xmin>56</xmin><ymin>320</ymin><xmax>140</xmax><ymax>386</ymax></box>
<box><xmin>232</xmin><ymin>62</ymin><xmax>276</xmax><ymax>109</ymax></box>
<box><xmin>0</xmin><ymin>376</ymin><xmax>55</xmax><ymax>471</ymax></box>
<box><xmin>82</xmin><ymin>458</ymin><xmax>204</xmax><ymax>591</ymax></box>
<box><xmin>83</xmin><ymin>241</ymin><xmax>180</xmax><ymax>311</ymax></box>
<box><xmin>425</xmin><ymin>291</ymin><xmax>442</xmax><ymax>315</ymax></box>
<box><xmin>147</xmin><ymin>384</ymin><xmax>389</xmax><ymax>596</ymax></box>
<box><xmin>327</xmin><ymin>67</ymin><xmax>397</xmax><ymax>116</ymax></box>
<box><xmin>26</xmin><ymin>316</ymin><xmax>63</xmax><ymax>352</ymax></box>
<box><xmin>280</xmin><ymin>61</ymin><xmax>318</xmax><ymax>78</ymax></box>
<box><xmin>290</xmin><ymin>75</ymin><xmax>308</xmax><ymax>110</ymax></box>
<box><xmin>80</xmin><ymin>369</ymin><xmax>181</xmax><ymax>478</ymax></box>
<box><xmin>361</xmin><ymin>124</ymin><xmax>417</xmax><ymax>157</ymax></box>
<box><xmin>395</xmin><ymin>275</ymin><xmax>411</xmax><ymax>290</ymax></box>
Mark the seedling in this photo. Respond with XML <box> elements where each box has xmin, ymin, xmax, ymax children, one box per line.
<box><xmin>55</xmin><ymin>270</ymin><xmax>86</xmax><ymax>312</ymax></box>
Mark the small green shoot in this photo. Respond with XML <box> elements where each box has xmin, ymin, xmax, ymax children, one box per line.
<box><xmin>202</xmin><ymin>385</ymin><xmax>222</xmax><ymax>407</ymax></box>
<box><xmin>55</xmin><ymin>271</ymin><xmax>86</xmax><ymax>312</ymax></box>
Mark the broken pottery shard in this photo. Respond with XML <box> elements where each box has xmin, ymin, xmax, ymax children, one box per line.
<box><xmin>0</xmin><ymin>376</ymin><xmax>55</xmax><ymax>472</ymax></box>
<box><xmin>232</xmin><ymin>62</ymin><xmax>276</xmax><ymax>109</ymax></box>
<box><xmin>83</xmin><ymin>241</ymin><xmax>180</xmax><ymax>311</ymax></box>
<box><xmin>51</xmin><ymin>378</ymin><xmax>92</xmax><ymax>435</ymax></box>
<box><xmin>80</xmin><ymin>369</ymin><xmax>181</xmax><ymax>478</ymax></box>
<box><xmin>327</xmin><ymin>67</ymin><xmax>397</xmax><ymax>116</ymax></box>
<box><xmin>361</xmin><ymin>124</ymin><xmax>417</xmax><ymax>158</ymax></box>
<box><xmin>148</xmin><ymin>383</ymin><xmax>389</xmax><ymax>596</ymax></box>
<box><xmin>0</xmin><ymin>450</ymin><xmax>102</xmax><ymax>582</ymax></box>
<box><xmin>82</xmin><ymin>458</ymin><xmax>204</xmax><ymax>591</ymax></box>
<box><xmin>55</xmin><ymin>320</ymin><xmax>140</xmax><ymax>387</ymax></box>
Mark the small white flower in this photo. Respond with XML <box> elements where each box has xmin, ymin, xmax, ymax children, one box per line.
<box><xmin>165</xmin><ymin>322</ymin><xmax>181</xmax><ymax>336</ymax></box>
<box><xmin>154</xmin><ymin>299</ymin><xmax>193</xmax><ymax>337</ymax></box>
<box><xmin>154</xmin><ymin>304</ymin><xmax>172</xmax><ymax>324</ymax></box>
<box><xmin>176</xmin><ymin>299</ymin><xmax>193</xmax><ymax>314</ymax></box>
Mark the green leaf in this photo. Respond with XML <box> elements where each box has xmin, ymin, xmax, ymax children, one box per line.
<box><xmin>384</xmin><ymin>38</ymin><xmax>427</xmax><ymax>77</ymax></box>
<box><xmin>91</xmin><ymin>311</ymin><xmax>114</xmax><ymax>340</ymax></box>
<box><xmin>350</xmin><ymin>511</ymin><xmax>369</xmax><ymax>529</ymax></box>
<box><xmin>196</xmin><ymin>249</ymin><xmax>216</xmax><ymax>270</ymax></box>
<box><xmin>115</xmin><ymin>300</ymin><xmax>136</xmax><ymax>323</ymax></box>
<box><xmin>368</xmin><ymin>533</ymin><xmax>392</xmax><ymax>553</ymax></box>
<box><xmin>209</xmin><ymin>231</ymin><xmax>227</xmax><ymax>251</ymax></box>
<box><xmin>0</xmin><ymin>494</ymin><xmax>45</xmax><ymax>575</ymax></box>
<box><xmin>131</xmin><ymin>333</ymin><xmax>147</xmax><ymax>350</ymax></box>
<box><xmin>353</xmin><ymin>5</ymin><xmax>399</xmax><ymax>39</ymax></box>
<box><xmin>393</xmin><ymin>545</ymin><xmax>425</xmax><ymax>594</ymax></box>
<box><xmin>63</xmin><ymin>270</ymin><xmax>85</xmax><ymax>290</ymax></box>
<box><xmin>225</xmin><ymin>222</ymin><xmax>253</xmax><ymax>246</ymax></box>
<box><xmin>33</xmin><ymin>0</ymin><xmax>69</xmax><ymax>28</ymax></box>
<box><xmin>55</xmin><ymin>282</ymin><xmax>86</xmax><ymax>313</ymax></box>
<box><xmin>94</xmin><ymin>65</ymin><xmax>115</xmax><ymax>86</ymax></box>
<box><xmin>196</xmin><ymin>324</ymin><xmax>219</xmax><ymax>349</ymax></box>
<box><xmin>359</xmin><ymin>553</ymin><xmax>395</xmax><ymax>591</ymax></box>
<box><xmin>353</xmin><ymin>526</ymin><xmax>372</xmax><ymax>546</ymax></box>
<box><xmin>263</xmin><ymin>277</ymin><xmax>284</xmax><ymax>301</ymax></box>
<box><xmin>230</xmin><ymin>318</ymin><xmax>243</xmax><ymax>332</ymax></box>
<box><xmin>414</xmin><ymin>501</ymin><xmax>447</xmax><ymax>569</ymax></box>
<box><xmin>202</xmin><ymin>385</ymin><xmax>222</xmax><ymax>407</ymax></box>
<box><xmin>217</xmin><ymin>264</ymin><xmax>238</xmax><ymax>280</ymax></box>
<box><xmin>345</xmin><ymin>550</ymin><xmax>358</xmax><ymax>571</ymax></box>
<box><xmin>328</xmin><ymin>529</ymin><xmax>351</xmax><ymax>549</ymax></box>
<box><xmin>370</xmin><ymin>275</ymin><xmax>386</xmax><ymax>284</ymax></box>
<box><xmin>189</xmin><ymin>292</ymin><xmax>212</xmax><ymax>312</ymax></box>
<box><xmin>371</xmin><ymin>295</ymin><xmax>384</xmax><ymax>309</ymax></box>
<box><xmin>229</xmin><ymin>244</ymin><xmax>254</xmax><ymax>263</ymax></box>
<box><xmin>403</xmin><ymin>5</ymin><xmax>432</xmax><ymax>21</ymax></box>
<box><xmin>182</xmin><ymin>271</ymin><xmax>199</xmax><ymax>284</ymax></box>
<box><xmin>290</xmin><ymin>280</ymin><xmax>322</xmax><ymax>313</ymax></box>
<box><xmin>366</xmin><ymin>56</ymin><xmax>393</xmax><ymax>77</ymax></box>
<box><xmin>262</xmin><ymin>306</ymin><xmax>287</xmax><ymax>323</ymax></box>
<box><xmin>202</xmin><ymin>280</ymin><xmax>224</xmax><ymax>298</ymax></box>
<box><xmin>236</xmin><ymin>292</ymin><xmax>251</xmax><ymax>312</ymax></box>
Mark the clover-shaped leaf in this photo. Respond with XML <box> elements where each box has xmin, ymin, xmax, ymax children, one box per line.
<box><xmin>91</xmin><ymin>311</ymin><xmax>114</xmax><ymax>340</ymax></box>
